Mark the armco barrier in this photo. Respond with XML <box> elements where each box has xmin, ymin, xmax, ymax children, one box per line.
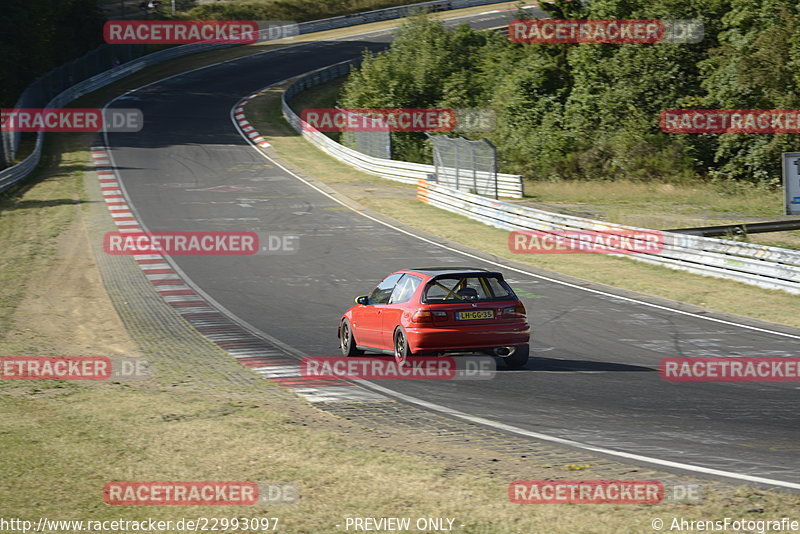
<box><xmin>297</xmin><ymin>0</ymin><xmax>514</xmax><ymax>34</ymax></box>
<box><xmin>1</xmin><ymin>0</ymin><xmax>515</xmax><ymax>194</ymax></box>
<box><xmin>281</xmin><ymin>61</ymin><xmax>525</xmax><ymax>198</ymax></box>
<box><xmin>417</xmin><ymin>180</ymin><xmax>800</xmax><ymax>294</ymax></box>
<box><xmin>0</xmin><ymin>38</ymin><xmax>243</xmax><ymax>194</ymax></box>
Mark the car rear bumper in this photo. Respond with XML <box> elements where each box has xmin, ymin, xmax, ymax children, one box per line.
<box><xmin>406</xmin><ymin>323</ymin><xmax>530</xmax><ymax>352</ymax></box>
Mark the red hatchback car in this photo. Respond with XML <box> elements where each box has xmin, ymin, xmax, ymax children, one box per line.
<box><xmin>338</xmin><ymin>268</ymin><xmax>531</xmax><ymax>368</ymax></box>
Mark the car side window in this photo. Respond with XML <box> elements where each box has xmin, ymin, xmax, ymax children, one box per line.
<box><xmin>389</xmin><ymin>274</ymin><xmax>421</xmax><ymax>304</ymax></box>
<box><xmin>369</xmin><ymin>273</ymin><xmax>404</xmax><ymax>305</ymax></box>
<box><xmin>486</xmin><ymin>277</ymin><xmax>512</xmax><ymax>298</ymax></box>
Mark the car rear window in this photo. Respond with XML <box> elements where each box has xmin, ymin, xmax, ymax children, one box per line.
<box><xmin>422</xmin><ymin>275</ymin><xmax>515</xmax><ymax>303</ymax></box>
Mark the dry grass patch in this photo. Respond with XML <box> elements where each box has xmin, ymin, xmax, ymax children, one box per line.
<box><xmin>1</xmin><ymin>383</ymin><xmax>799</xmax><ymax>533</ymax></box>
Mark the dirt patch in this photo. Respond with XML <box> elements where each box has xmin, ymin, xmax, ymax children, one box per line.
<box><xmin>8</xmin><ymin>214</ymin><xmax>140</xmax><ymax>357</ymax></box>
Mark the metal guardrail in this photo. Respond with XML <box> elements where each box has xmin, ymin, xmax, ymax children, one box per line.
<box><xmin>0</xmin><ymin>39</ymin><xmax>243</xmax><ymax>194</ymax></box>
<box><xmin>297</xmin><ymin>0</ymin><xmax>513</xmax><ymax>34</ymax></box>
<box><xmin>417</xmin><ymin>180</ymin><xmax>800</xmax><ymax>294</ymax></box>
<box><xmin>281</xmin><ymin>61</ymin><xmax>525</xmax><ymax>198</ymax></box>
<box><xmin>668</xmin><ymin>220</ymin><xmax>800</xmax><ymax>237</ymax></box>
<box><xmin>1</xmin><ymin>42</ymin><xmax>151</xmax><ymax>165</ymax></box>
<box><xmin>1</xmin><ymin>0</ymin><xmax>515</xmax><ymax>195</ymax></box>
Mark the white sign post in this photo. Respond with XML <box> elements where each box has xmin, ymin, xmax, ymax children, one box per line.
<box><xmin>782</xmin><ymin>152</ymin><xmax>800</xmax><ymax>215</ymax></box>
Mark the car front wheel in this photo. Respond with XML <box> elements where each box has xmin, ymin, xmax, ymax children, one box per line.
<box><xmin>340</xmin><ymin>319</ymin><xmax>363</xmax><ymax>357</ymax></box>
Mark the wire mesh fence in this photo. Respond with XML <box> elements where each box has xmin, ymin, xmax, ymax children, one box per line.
<box><xmin>2</xmin><ymin>42</ymin><xmax>149</xmax><ymax>165</ymax></box>
<box><xmin>427</xmin><ymin>134</ymin><xmax>498</xmax><ymax>199</ymax></box>
<box><xmin>0</xmin><ymin>37</ymin><xmax>242</xmax><ymax>192</ymax></box>
<box><xmin>340</xmin><ymin>110</ymin><xmax>391</xmax><ymax>159</ymax></box>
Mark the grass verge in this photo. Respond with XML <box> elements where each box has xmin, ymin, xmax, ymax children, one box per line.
<box><xmin>519</xmin><ymin>180</ymin><xmax>800</xmax><ymax>251</ymax></box>
<box><xmin>4</xmin><ymin>379</ymin><xmax>800</xmax><ymax>532</ymax></box>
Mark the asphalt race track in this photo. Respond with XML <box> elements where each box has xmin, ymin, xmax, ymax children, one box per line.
<box><xmin>104</xmin><ymin>12</ymin><xmax>800</xmax><ymax>488</ymax></box>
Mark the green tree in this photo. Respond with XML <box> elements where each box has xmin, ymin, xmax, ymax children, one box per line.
<box><xmin>0</xmin><ymin>0</ymin><xmax>104</xmax><ymax>107</ymax></box>
<box><xmin>338</xmin><ymin>0</ymin><xmax>797</xmax><ymax>187</ymax></box>
<box><xmin>699</xmin><ymin>0</ymin><xmax>800</xmax><ymax>184</ymax></box>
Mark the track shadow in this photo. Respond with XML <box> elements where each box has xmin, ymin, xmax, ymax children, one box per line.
<box><xmin>501</xmin><ymin>356</ymin><xmax>655</xmax><ymax>373</ymax></box>
<box><xmin>0</xmin><ymin>197</ymin><xmax>94</xmax><ymax>214</ymax></box>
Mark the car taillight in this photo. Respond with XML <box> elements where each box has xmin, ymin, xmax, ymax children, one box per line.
<box><xmin>411</xmin><ymin>310</ymin><xmax>447</xmax><ymax>323</ymax></box>
<box><xmin>501</xmin><ymin>304</ymin><xmax>526</xmax><ymax>318</ymax></box>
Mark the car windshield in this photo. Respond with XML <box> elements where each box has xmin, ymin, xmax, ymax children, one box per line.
<box><xmin>422</xmin><ymin>275</ymin><xmax>514</xmax><ymax>303</ymax></box>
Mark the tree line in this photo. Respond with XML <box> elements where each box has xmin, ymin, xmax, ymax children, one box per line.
<box><xmin>338</xmin><ymin>0</ymin><xmax>800</xmax><ymax>185</ymax></box>
<box><xmin>0</xmin><ymin>0</ymin><xmax>105</xmax><ymax>108</ymax></box>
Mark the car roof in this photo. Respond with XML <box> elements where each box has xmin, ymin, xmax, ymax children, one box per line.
<box><xmin>404</xmin><ymin>267</ymin><xmax>496</xmax><ymax>278</ymax></box>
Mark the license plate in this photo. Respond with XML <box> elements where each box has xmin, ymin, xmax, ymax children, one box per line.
<box><xmin>456</xmin><ymin>310</ymin><xmax>494</xmax><ymax>321</ymax></box>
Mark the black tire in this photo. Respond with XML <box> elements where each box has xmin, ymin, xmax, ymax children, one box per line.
<box><xmin>393</xmin><ymin>327</ymin><xmax>411</xmax><ymax>366</ymax></box>
<box><xmin>340</xmin><ymin>319</ymin><xmax>363</xmax><ymax>357</ymax></box>
<box><xmin>503</xmin><ymin>344</ymin><xmax>529</xmax><ymax>369</ymax></box>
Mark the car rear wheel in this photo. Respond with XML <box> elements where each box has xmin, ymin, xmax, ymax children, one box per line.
<box><xmin>503</xmin><ymin>344</ymin><xmax>529</xmax><ymax>369</ymax></box>
<box><xmin>340</xmin><ymin>319</ymin><xmax>363</xmax><ymax>357</ymax></box>
<box><xmin>394</xmin><ymin>327</ymin><xmax>410</xmax><ymax>366</ymax></box>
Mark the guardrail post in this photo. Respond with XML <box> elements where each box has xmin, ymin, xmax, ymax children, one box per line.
<box><xmin>454</xmin><ymin>140</ymin><xmax>460</xmax><ymax>190</ymax></box>
<box><xmin>490</xmin><ymin>139</ymin><xmax>498</xmax><ymax>200</ymax></box>
<box><xmin>471</xmin><ymin>146</ymin><xmax>477</xmax><ymax>194</ymax></box>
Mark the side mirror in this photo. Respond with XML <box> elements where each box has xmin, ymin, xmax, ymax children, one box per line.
<box><xmin>355</xmin><ymin>295</ymin><xmax>369</xmax><ymax>305</ymax></box>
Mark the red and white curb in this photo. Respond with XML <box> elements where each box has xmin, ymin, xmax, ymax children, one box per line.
<box><xmin>90</xmin><ymin>146</ymin><xmax>381</xmax><ymax>403</ymax></box>
<box><xmin>93</xmin><ymin>150</ymin><xmax>142</xmax><ymax>234</ymax></box>
<box><xmin>233</xmin><ymin>96</ymin><xmax>270</xmax><ymax>148</ymax></box>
